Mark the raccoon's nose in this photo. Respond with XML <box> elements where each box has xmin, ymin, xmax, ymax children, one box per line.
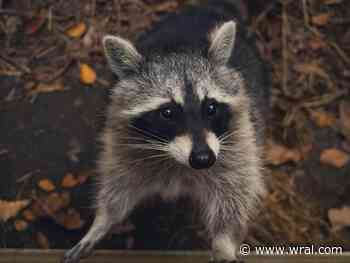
<box><xmin>189</xmin><ymin>149</ymin><xmax>216</xmax><ymax>170</ymax></box>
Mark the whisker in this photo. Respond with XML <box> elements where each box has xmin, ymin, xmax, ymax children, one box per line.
<box><xmin>117</xmin><ymin>136</ymin><xmax>169</xmax><ymax>146</ymax></box>
<box><xmin>218</xmin><ymin>130</ymin><xmax>237</xmax><ymax>143</ymax></box>
<box><xmin>125</xmin><ymin>153</ymin><xmax>171</xmax><ymax>166</ymax></box>
<box><xmin>128</xmin><ymin>124</ymin><xmax>168</xmax><ymax>143</ymax></box>
<box><xmin>113</xmin><ymin>143</ymin><xmax>168</xmax><ymax>151</ymax></box>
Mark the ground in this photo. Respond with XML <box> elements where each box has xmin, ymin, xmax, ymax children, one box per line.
<box><xmin>0</xmin><ymin>0</ymin><xmax>350</xmax><ymax>251</ymax></box>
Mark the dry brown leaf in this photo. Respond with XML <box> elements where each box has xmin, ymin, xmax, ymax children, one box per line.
<box><xmin>0</xmin><ymin>199</ymin><xmax>30</xmax><ymax>222</ymax></box>
<box><xmin>151</xmin><ymin>1</ymin><xmax>178</xmax><ymax>12</ymax></box>
<box><xmin>309</xmin><ymin>109</ymin><xmax>336</xmax><ymax>128</ymax></box>
<box><xmin>22</xmin><ymin>209</ymin><xmax>36</xmax><ymax>222</ymax></box>
<box><xmin>36</xmin><ymin>232</ymin><xmax>50</xmax><ymax>249</ymax></box>
<box><xmin>328</xmin><ymin>206</ymin><xmax>350</xmax><ymax>231</ymax></box>
<box><xmin>339</xmin><ymin>100</ymin><xmax>350</xmax><ymax>141</ymax></box>
<box><xmin>265</xmin><ymin>140</ymin><xmax>302</xmax><ymax>165</ymax></box>
<box><xmin>28</xmin><ymin>81</ymin><xmax>66</xmax><ymax>96</ymax></box>
<box><xmin>80</xmin><ymin>63</ymin><xmax>96</xmax><ymax>85</ymax></box>
<box><xmin>38</xmin><ymin>179</ymin><xmax>56</xmax><ymax>192</ymax></box>
<box><xmin>62</xmin><ymin>173</ymin><xmax>79</xmax><ymax>188</ymax></box>
<box><xmin>320</xmin><ymin>148</ymin><xmax>350</xmax><ymax>168</ymax></box>
<box><xmin>14</xmin><ymin>219</ymin><xmax>28</xmax><ymax>231</ymax></box>
<box><xmin>56</xmin><ymin>208</ymin><xmax>85</xmax><ymax>230</ymax></box>
<box><xmin>312</xmin><ymin>13</ymin><xmax>333</xmax><ymax>26</ymax></box>
<box><xmin>294</xmin><ymin>62</ymin><xmax>329</xmax><ymax>80</ymax></box>
<box><xmin>66</xmin><ymin>22</ymin><xmax>87</xmax><ymax>38</ymax></box>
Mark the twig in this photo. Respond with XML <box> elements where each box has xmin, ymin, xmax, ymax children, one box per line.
<box><xmin>48</xmin><ymin>7</ymin><xmax>53</xmax><ymax>32</ymax></box>
<box><xmin>16</xmin><ymin>170</ymin><xmax>40</xmax><ymax>183</ymax></box>
<box><xmin>0</xmin><ymin>8</ymin><xmax>60</xmax><ymax>19</ymax></box>
<box><xmin>96</xmin><ymin>78</ymin><xmax>111</xmax><ymax>87</ymax></box>
<box><xmin>0</xmin><ymin>69</ymin><xmax>22</xmax><ymax>77</ymax></box>
<box><xmin>33</xmin><ymin>45</ymin><xmax>59</xmax><ymax>60</ymax></box>
<box><xmin>301</xmin><ymin>89</ymin><xmax>348</xmax><ymax>108</ymax></box>
<box><xmin>34</xmin><ymin>57</ymin><xmax>74</xmax><ymax>83</ymax></box>
<box><xmin>93</xmin><ymin>0</ymin><xmax>97</xmax><ymax>17</ymax></box>
<box><xmin>250</xmin><ymin>2</ymin><xmax>276</xmax><ymax>34</ymax></box>
<box><xmin>328</xmin><ymin>41</ymin><xmax>350</xmax><ymax>65</ymax></box>
<box><xmin>114</xmin><ymin>0</ymin><xmax>122</xmax><ymax>31</ymax></box>
<box><xmin>282</xmin><ymin>2</ymin><xmax>289</xmax><ymax>96</ymax></box>
<box><xmin>302</xmin><ymin>19</ymin><xmax>350</xmax><ymax>65</ymax></box>
<box><xmin>301</xmin><ymin>0</ymin><xmax>310</xmax><ymax>27</ymax></box>
<box><xmin>0</xmin><ymin>54</ymin><xmax>31</xmax><ymax>73</ymax></box>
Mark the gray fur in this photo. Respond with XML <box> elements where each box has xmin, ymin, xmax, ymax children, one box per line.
<box><xmin>62</xmin><ymin>4</ymin><xmax>268</xmax><ymax>263</ymax></box>
<box><xmin>103</xmin><ymin>36</ymin><xmax>142</xmax><ymax>78</ymax></box>
<box><xmin>209</xmin><ymin>21</ymin><xmax>237</xmax><ymax>66</ymax></box>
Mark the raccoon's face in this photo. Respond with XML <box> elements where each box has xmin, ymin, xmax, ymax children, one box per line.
<box><xmin>103</xmin><ymin>21</ymin><xmax>247</xmax><ymax>170</ymax></box>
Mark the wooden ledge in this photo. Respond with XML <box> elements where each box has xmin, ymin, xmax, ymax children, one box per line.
<box><xmin>0</xmin><ymin>249</ymin><xmax>349</xmax><ymax>263</ymax></box>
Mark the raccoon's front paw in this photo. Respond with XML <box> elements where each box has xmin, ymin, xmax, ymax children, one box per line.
<box><xmin>61</xmin><ymin>242</ymin><xmax>93</xmax><ymax>263</ymax></box>
<box><xmin>209</xmin><ymin>260</ymin><xmax>245</xmax><ymax>263</ymax></box>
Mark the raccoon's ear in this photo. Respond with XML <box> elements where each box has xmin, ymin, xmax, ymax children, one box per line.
<box><xmin>103</xmin><ymin>35</ymin><xmax>142</xmax><ymax>78</ymax></box>
<box><xmin>208</xmin><ymin>21</ymin><xmax>237</xmax><ymax>65</ymax></box>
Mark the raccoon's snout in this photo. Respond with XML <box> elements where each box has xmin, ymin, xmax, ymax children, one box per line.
<box><xmin>189</xmin><ymin>146</ymin><xmax>216</xmax><ymax>170</ymax></box>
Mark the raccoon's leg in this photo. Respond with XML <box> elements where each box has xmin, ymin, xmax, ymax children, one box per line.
<box><xmin>61</xmin><ymin>207</ymin><xmax>112</xmax><ymax>263</ymax></box>
<box><xmin>210</xmin><ymin>232</ymin><xmax>245</xmax><ymax>263</ymax></box>
<box><xmin>200</xmin><ymin>193</ymin><xmax>248</xmax><ymax>263</ymax></box>
<box><xmin>61</xmin><ymin>187</ymin><xmax>146</xmax><ymax>263</ymax></box>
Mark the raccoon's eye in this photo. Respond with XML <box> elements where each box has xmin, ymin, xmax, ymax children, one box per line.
<box><xmin>206</xmin><ymin>102</ymin><xmax>217</xmax><ymax>117</ymax></box>
<box><xmin>160</xmin><ymin>108</ymin><xmax>173</xmax><ymax>120</ymax></box>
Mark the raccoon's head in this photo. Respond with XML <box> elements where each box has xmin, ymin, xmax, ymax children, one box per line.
<box><xmin>103</xmin><ymin>21</ymin><xmax>253</xmax><ymax>171</ymax></box>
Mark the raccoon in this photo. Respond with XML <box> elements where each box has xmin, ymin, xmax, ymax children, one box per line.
<box><xmin>62</xmin><ymin>1</ymin><xmax>269</xmax><ymax>262</ymax></box>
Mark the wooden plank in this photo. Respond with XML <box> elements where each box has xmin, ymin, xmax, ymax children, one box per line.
<box><xmin>0</xmin><ymin>249</ymin><xmax>349</xmax><ymax>263</ymax></box>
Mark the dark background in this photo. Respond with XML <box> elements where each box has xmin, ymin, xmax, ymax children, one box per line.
<box><xmin>0</xmin><ymin>0</ymin><xmax>349</xmax><ymax>251</ymax></box>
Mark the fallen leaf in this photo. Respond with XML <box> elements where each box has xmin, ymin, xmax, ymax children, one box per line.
<box><xmin>339</xmin><ymin>100</ymin><xmax>350</xmax><ymax>141</ymax></box>
<box><xmin>28</xmin><ymin>81</ymin><xmax>66</xmax><ymax>96</ymax></box>
<box><xmin>309</xmin><ymin>109</ymin><xmax>336</xmax><ymax>128</ymax></box>
<box><xmin>37</xmin><ymin>232</ymin><xmax>50</xmax><ymax>249</ymax></box>
<box><xmin>265</xmin><ymin>140</ymin><xmax>301</xmax><ymax>165</ymax></box>
<box><xmin>151</xmin><ymin>1</ymin><xmax>178</xmax><ymax>12</ymax></box>
<box><xmin>0</xmin><ymin>200</ymin><xmax>30</xmax><ymax>222</ymax></box>
<box><xmin>66</xmin><ymin>22</ymin><xmax>87</xmax><ymax>38</ymax></box>
<box><xmin>312</xmin><ymin>13</ymin><xmax>333</xmax><ymax>26</ymax></box>
<box><xmin>14</xmin><ymin>219</ymin><xmax>28</xmax><ymax>231</ymax></box>
<box><xmin>80</xmin><ymin>63</ymin><xmax>96</xmax><ymax>85</ymax></box>
<box><xmin>320</xmin><ymin>148</ymin><xmax>350</xmax><ymax>168</ymax></box>
<box><xmin>56</xmin><ymin>208</ymin><xmax>85</xmax><ymax>230</ymax></box>
<box><xmin>22</xmin><ymin>209</ymin><xmax>36</xmax><ymax>222</ymax></box>
<box><xmin>328</xmin><ymin>206</ymin><xmax>350</xmax><ymax>231</ymax></box>
<box><xmin>38</xmin><ymin>179</ymin><xmax>55</xmax><ymax>192</ymax></box>
<box><xmin>62</xmin><ymin>173</ymin><xmax>79</xmax><ymax>188</ymax></box>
